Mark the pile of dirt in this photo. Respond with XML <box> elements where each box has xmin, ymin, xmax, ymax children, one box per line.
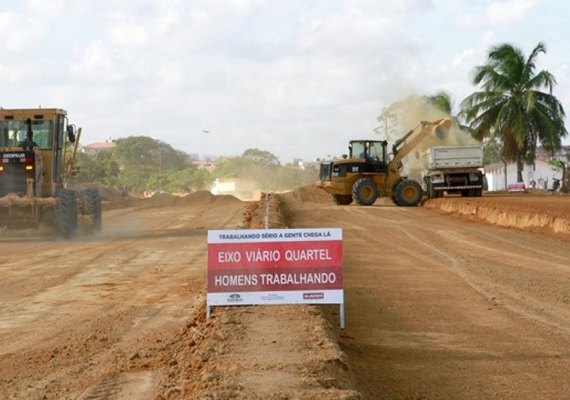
<box><xmin>280</xmin><ymin>184</ymin><xmax>332</xmax><ymax>204</ymax></box>
<box><xmin>423</xmin><ymin>193</ymin><xmax>570</xmax><ymax>238</ymax></box>
<box><xmin>155</xmin><ymin>303</ymin><xmax>359</xmax><ymax>399</ymax></box>
<box><xmin>133</xmin><ymin>191</ymin><xmax>243</xmax><ymax>209</ymax></box>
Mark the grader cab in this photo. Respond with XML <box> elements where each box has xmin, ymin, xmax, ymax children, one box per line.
<box><xmin>0</xmin><ymin>108</ymin><xmax>101</xmax><ymax>237</ymax></box>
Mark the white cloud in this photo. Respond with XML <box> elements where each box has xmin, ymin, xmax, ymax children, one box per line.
<box><xmin>455</xmin><ymin>0</ymin><xmax>537</xmax><ymax>30</ymax></box>
<box><xmin>24</xmin><ymin>0</ymin><xmax>67</xmax><ymax>17</ymax></box>
<box><xmin>486</xmin><ymin>0</ymin><xmax>537</xmax><ymax>26</ymax></box>
<box><xmin>1</xmin><ymin>0</ymin><xmax>569</xmax><ymax>159</ymax></box>
<box><xmin>0</xmin><ymin>11</ymin><xmax>44</xmax><ymax>53</ymax></box>
<box><xmin>157</xmin><ymin>61</ymin><xmax>186</xmax><ymax>87</ymax></box>
<box><xmin>68</xmin><ymin>41</ymin><xmax>127</xmax><ymax>82</ymax></box>
<box><xmin>107</xmin><ymin>18</ymin><xmax>150</xmax><ymax>48</ymax></box>
<box><xmin>453</xmin><ymin>48</ymin><xmax>475</xmax><ymax>67</ymax></box>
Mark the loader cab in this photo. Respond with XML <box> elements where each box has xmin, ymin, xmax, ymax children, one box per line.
<box><xmin>0</xmin><ymin>108</ymin><xmax>70</xmax><ymax>197</ymax></box>
<box><xmin>349</xmin><ymin>140</ymin><xmax>388</xmax><ymax>173</ymax></box>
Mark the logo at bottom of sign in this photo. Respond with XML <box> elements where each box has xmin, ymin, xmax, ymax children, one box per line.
<box><xmin>303</xmin><ymin>292</ymin><xmax>324</xmax><ymax>300</ymax></box>
<box><xmin>227</xmin><ymin>293</ymin><xmax>243</xmax><ymax>302</ymax></box>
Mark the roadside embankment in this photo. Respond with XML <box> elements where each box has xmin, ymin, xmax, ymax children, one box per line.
<box><xmin>423</xmin><ymin>193</ymin><xmax>570</xmax><ymax>238</ymax></box>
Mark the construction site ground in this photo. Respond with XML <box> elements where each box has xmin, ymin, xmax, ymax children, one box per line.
<box><xmin>0</xmin><ymin>188</ymin><xmax>569</xmax><ymax>399</ymax></box>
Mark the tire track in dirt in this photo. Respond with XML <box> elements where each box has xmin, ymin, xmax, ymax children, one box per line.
<box><xmin>0</xmin><ymin>193</ymin><xmax>247</xmax><ymax>400</ymax></box>
<box><xmin>346</xmin><ymin>206</ymin><xmax>570</xmax><ymax>335</ymax></box>
<box><xmin>281</xmin><ymin>195</ymin><xmax>570</xmax><ymax>399</ymax></box>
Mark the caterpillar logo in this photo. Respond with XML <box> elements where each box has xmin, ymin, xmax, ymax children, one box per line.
<box><xmin>3</xmin><ymin>153</ymin><xmax>26</xmax><ymax>158</ymax></box>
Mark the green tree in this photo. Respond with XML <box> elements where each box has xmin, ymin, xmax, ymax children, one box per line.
<box><xmin>482</xmin><ymin>136</ymin><xmax>504</xmax><ymax>165</ymax></box>
<box><xmin>75</xmin><ymin>151</ymin><xmax>120</xmax><ymax>186</ymax></box>
<box><xmin>112</xmin><ymin>136</ymin><xmax>190</xmax><ymax>192</ymax></box>
<box><xmin>148</xmin><ymin>167</ymin><xmax>213</xmax><ymax>193</ymax></box>
<box><xmin>113</xmin><ymin>136</ymin><xmax>187</xmax><ymax>170</ymax></box>
<box><xmin>460</xmin><ymin>42</ymin><xmax>567</xmax><ymax>181</ymax></box>
<box><xmin>242</xmin><ymin>148</ymin><xmax>281</xmax><ymax>167</ymax></box>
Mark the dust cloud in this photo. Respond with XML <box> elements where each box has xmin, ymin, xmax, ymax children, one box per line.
<box><xmin>387</xmin><ymin>97</ymin><xmax>480</xmax><ymax>180</ymax></box>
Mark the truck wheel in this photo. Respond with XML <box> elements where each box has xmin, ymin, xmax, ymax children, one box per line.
<box><xmin>54</xmin><ymin>189</ymin><xmax>78</xmax><ymax>239</ymax></box>
<box><xmin>332</xmin><ymin>194</ymin><xmax>353</xmax><ymax>205</ymax></box>
<box><xmin>352</xmin><ymin>178</ymin><xmax>378</xmax><ymax>206</ymax></box>
<box><xmin>394</xmin><ymin>179</ymin><xmax>423</xmax><ymax>207</ymax></box>
<box><xmin>85</xmin><ymin>187</ymin><xmax>102</xmax><ymax>232</ymax></box>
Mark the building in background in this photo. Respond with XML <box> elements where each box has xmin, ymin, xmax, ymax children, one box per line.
<box><xmin>485</xmin><ymin>160</ymin><xmax>563</xmax><ymax>191</ymax></box>
<box><xmin>82</xmin><ymin>140</ymin><xmax>115</xmax><ymax>155</ymax></box>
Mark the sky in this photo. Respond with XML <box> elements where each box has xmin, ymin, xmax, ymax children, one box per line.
<box><xmin>0</xmin><ymin>0</ymin><xmax>569</xmax><ymax>163</ymax></box>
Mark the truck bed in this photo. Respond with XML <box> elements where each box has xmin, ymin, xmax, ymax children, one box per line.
<box><xmin>424</xmin><ymin>145</ymin><xmax>483</xmax><ymax>170</ymax></box>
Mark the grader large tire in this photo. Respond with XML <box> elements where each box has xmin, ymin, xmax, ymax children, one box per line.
<box><xmin>332</xmin><ymin>194</ymin><xmax>353</xmax><ymax>205</ymax></box>
<box><xmin>85</xmin><ymin>187</ymin><xmax>102</xmax><ymax>232</ymax></box>
<box><xmin>352</xmin><ymin>177</ymin><xmax>378</xmax><ymax>206</ymax></box>
<box><xmin>54</xmin><ymin>189</ymin><xmax>78</xmax><ymax>239</ymax></box>
<box><xmin>394</xmin><ymin>179</ymin><xmax>423</xmax><ymax>207</ymax></box>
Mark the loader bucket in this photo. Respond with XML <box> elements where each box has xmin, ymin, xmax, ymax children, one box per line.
<box><xmin>434</xmin><ymin>118</ymin><xmax>452</xmax><ymax>140</ymax></box>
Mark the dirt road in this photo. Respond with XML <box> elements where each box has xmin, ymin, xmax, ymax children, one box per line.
<box><xmin>0</xmin><ymin>190</ymin><xmax>569</xmax><ymax>399</ymax></box>
<box><xmin>284</xmin><ymin>191</ymin><xmax>570</xmax><ymax>399</ymax></box>
<box><xmin>0</xmin><ymin>193</ymin><xmax>247</xmax><ymax>399</ymax></box>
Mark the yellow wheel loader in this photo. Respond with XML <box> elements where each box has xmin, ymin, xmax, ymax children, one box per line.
<box><xmin>315</xmin><ymin>118</ymin><xmax>451</xmax><ymax>206</ymax></box>
<box><xmin>0</xmin><ymin>108</ymin><xmax>101</xmax><ymax>237</ymax></box>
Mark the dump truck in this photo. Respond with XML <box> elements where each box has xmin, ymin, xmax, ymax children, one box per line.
<box><xmin>0</xmin><ymin>108</ymin><xmax>101</xmax><ymax>237</ymax></box>
<box><xmin>422</xmin><ymin>145</ymin><xmax>484</xmax><ymax>198</ymax></box>
<box><xmin>315</xmin><ymin>118</ymin><xmax>451</xmax><ymax>206</ymax></box>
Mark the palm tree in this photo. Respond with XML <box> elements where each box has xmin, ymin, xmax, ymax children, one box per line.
<box><xmin>460</xmin><ymin>42</ymin><xmax>567</xmax><ymax>182</ymax></box>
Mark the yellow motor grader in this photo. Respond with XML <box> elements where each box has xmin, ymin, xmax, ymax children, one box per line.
<box><xmin>315</xmin><ymin>118</ymin><xmax>451</xmax><ymax>206</ymax></box>
<box><xmin>0</xmin><ymin>108</ymin><xmax>101</xmax><ymax>237</ymax></box>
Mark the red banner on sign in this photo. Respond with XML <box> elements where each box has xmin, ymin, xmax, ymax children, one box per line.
<box><xmin>208</xmin><ymin>266</ymin><xmax>343</xmax><ymax>292</ymax></box>
<box><xmin>208</xmin><ymin>240</ymin><xmax>342</xmax><ymax>269</ymax></box>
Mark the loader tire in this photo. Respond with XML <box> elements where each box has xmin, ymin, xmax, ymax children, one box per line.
<box><xmin>352</xmin><ymin>177</ymin><xmax>378</xmax><ymax>206</ymax></box>
<box><xmin>394</xmin><ymin>179</ymin><xmax>423</xmax><ymax>207</ymax></box>
<box><xmin>54</xmin><ymin>189</ymin><xmax>78</xmax><ymax>239</ymax></box>
<box><xmin>85</xmin><ymin>187</ymin><xmax>102</xmax><ymax>232</ymax></box>
<box><xmin>332</xmin><ymin>194</ymin><xmax>353</xmax><ymax>205</ymax></box>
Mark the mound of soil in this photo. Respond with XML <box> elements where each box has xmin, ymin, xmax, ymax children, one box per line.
<box><xmin>141</xmin><ymin>191</ymin><xmax>243</xmax><ymax>209</ymax></box>
<box><xmin>280</xmin><ymin>184</ymin><xmax>331</xmax><ymax>204</ymax></box>
<box><xmin>423</xmin><ymin>193</ymin><xmax>570</xmax><ymax>238</ymax></box>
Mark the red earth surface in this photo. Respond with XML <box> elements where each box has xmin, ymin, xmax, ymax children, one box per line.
<box><xmin>0</xmin><ymin>188</ymin><xmax>568</xmax><ymax>399</ymax></box>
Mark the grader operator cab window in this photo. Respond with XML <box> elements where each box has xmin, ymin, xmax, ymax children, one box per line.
<box><xmin>0</xmin><ymin>119</ymin><xmax>53</xmax><ymax>149</ymax></box>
